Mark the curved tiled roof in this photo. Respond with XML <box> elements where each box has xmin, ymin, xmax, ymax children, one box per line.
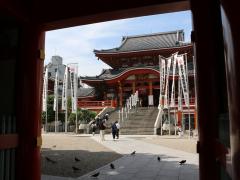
<box><xmin>81</xmin><ymin>63</ymin><xmax>194</xmax><ymax>82</ymax></box>
<box><xmin>81</xmin><ymin>66</ymin><xmax>160</xmax><ymax>81</ymax></box>
<box><xmin>94</xmin><ymin>30</ymin><xmax>189</xmax><ymax>54</ymax></box>
<box><xmin>77</xmin><ymin>87</ymin><xmax>95</xmax><ymax>97</ymax></box>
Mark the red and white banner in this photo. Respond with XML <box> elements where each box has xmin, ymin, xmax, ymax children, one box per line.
<box><xmin>69</xmin><ymin>64</ymin><xmax>78</xmax><ymax>113</ymax></box>
<box><xmin>170</xmin><ymin>53</ymin><xmax>178</xmax><ymax>107</ymax></box>
<box><xmin>53</xmin><ymin>68</ymin><xmax>59</xmax><ymax>111</ymax></box>
<box><xmin>62</xmin><ymin>66</ymin><xmax>69</xmax><ymax>110</ymax></box>
<box><xmin>177</xmin><ymin>55</ymin><xmax>189</xmax><ymax>107</ymax></box>
<box><xmin>42</xmin><ymin>68</ymin><xmax>48</xmax><ymax>112</ymax></box>
<box><xmin>163</xmin><ymin>57</ymin><xmax>172</xmax><ymax>108</ymax></box>
<box><xmin>159</xmin><ymin>57</ymin><xmax>166</xmax><ymax>108</ymax></box>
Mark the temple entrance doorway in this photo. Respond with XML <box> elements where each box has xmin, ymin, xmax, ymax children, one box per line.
<box><xmin>138</xmin><ymin>88</ymin><xmax>148</xmax><ymax>107</ymax></box>
<box><xmin>153</xmin><ymin>89</ymin><xmax>160</xmax><ymax>107</ymax></box>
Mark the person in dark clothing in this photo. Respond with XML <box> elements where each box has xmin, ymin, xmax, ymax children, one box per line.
<box><xmin>104</xmin><ymin>114</ymin><xmax>109</xmax><ymax>121</ymax></box>
<box><xmin>111</xmin><ymin>122</ymin><xmax>118</xmax><ymax>140</ymax></box>
<box><xmin>115</xmin><ymin>121</ymin><xmax>120</xmax><ymax>139</ymax></box>
<box><xmin>95</xmin><ymin>115</ymin><xmax>101</xmax><ymax>127</ymax></box>
<box><xmin>91</xmin><ymin>121</ymin><xmax>97</xmax><ymax>136</ymax></box>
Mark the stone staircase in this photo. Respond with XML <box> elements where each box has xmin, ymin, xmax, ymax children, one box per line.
<box><xmin>105</xmin><ymin>107</ymin><xmax>159</xmax><ymax>135</ymax></box>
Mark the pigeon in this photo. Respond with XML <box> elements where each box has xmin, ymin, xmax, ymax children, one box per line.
<box><xmin>91</xmin><ymin>172</ymin><xmax>100</xmax><ymax>177</ymax></box>
<box><xmin>110</xmin><ymin>163</ymin><xmax>115</xmax><ymax>169</ymax></box>
<box><xmin>72</xmin><ymin>166</ymin><xmax>81</xmax><ymax>171</ymax></box>
<box><xmin>157</xmin><ymin>156</ymin><xmax>161</xmax><ymax>161</ymax></box>
<box><xmin>45</xmin><ymin>157</ymin><xmax>57</xmax><ymax>164</ymax></box>
<box><xmin>52</xmin><ymin>145</ymin><xmax>56</xmax><ymax>148</ymax></box>
<box><xmin>179</xmin><ymin>160</ymin><xmax>186</xmax><ymax>165</ymax></box>
<box><xmin>130</xmin><ymin>151</ymin><xmax>136</xmax><ymax>155</ymax></box>
<box><xmin>75</xmin><ymin>157</ymin><xmax>80</xmax><ymax>162</ymax></box>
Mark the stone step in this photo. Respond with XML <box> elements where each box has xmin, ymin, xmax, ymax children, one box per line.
<box><xmin>106</xmin><ymin>107</ymin><xmax>159</xmax><ymax>135</ymax></box>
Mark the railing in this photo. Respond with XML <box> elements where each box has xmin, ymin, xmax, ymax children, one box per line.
<box><xmin>78</xmin><ymin>100</ymin><xmax>117</xmax><ymax>108</ymax></box>
<box><xmin>176</xmin><ymin>98</ymin><xmax>195</xmax><ymax>105</ymax></box>
<box><xmin>160</xmin><ymin>97</ymin><xmax>196</xmax><ymax>107</ymax></box>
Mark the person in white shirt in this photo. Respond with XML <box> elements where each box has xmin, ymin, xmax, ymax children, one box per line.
<box><xmin>99</xmin><ymin>119</ymin><xmax>107</xmax><ymax>141</ymax></box>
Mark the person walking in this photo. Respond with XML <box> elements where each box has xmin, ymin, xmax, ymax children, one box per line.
<box><xmin>115</xmin><ymin>121</ymin><xmax>120</xmax><ymax>139</ymax></box>
<box><xmin>111</xmin><ymin>122</ymin><xmax>117</xmax><ymax>140</ymax></box>
<box><xmin>91</xmin><ymin>121</ymin><xmax>97</xmax><ymax>136</ymax></box>
<box><xmin>99</xmin><ymin>118</ymin><xmax>106</xmax><ymax>141</ymax></box>
<box><xmin>104</xmin><ymin>113</ymin><xmax>109</xmax><ymax>121</ymax></box>
<box><xmin>95</xmin><ymin>115</ymin><xmax>101</xmax><ymax>127</ymax></box>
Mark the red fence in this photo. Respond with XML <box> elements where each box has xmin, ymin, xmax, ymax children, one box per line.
<box><xmin>78</xmin><ymin>100</ymin><xmax>117</xmax><ymax>108</ymax></box>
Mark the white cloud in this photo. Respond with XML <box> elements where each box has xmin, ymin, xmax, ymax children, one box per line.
<box><xmin>45</xmin><ymin>12</ymin><xmax>192</xmax><ymax>76</ymax></box>
<box><xmin>45</xmin><ymin>19</ymin><xmax>133</xmax><ymax>76</ymax></box>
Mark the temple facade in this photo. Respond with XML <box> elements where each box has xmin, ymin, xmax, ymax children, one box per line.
<box><xmin>80</xmin><ymin>30</ymin><xmax>196</xmax><ymax>129</ymax></box>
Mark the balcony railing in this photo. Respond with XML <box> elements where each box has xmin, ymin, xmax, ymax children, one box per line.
<box><xmin>78</xmin><ymin>100</ymin><xmax>117</xmax><ymax>108</ymax></box>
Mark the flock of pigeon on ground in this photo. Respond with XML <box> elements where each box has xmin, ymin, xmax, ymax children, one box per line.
<box><xmin>44</xmin><ymin>145</ymin><xmax>187</xmax><ymax>178</ymax></box>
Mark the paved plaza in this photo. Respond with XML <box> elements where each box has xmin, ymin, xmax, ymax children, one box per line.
<box><xmin>42</xmin><ymin>134</ymin><xmax>199</xmax><ymax>180</ymax></box>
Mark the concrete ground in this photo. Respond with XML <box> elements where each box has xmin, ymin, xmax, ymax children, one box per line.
<box><xmin>140</xmin><ymin>135</ymin><xmax>197</xmax><ymax>153</ymax></box>
<box><xmin>42</xmin><ymin>134</ymin><xmax>199</xmax><ymax>180</ymax></box>
<box><xmin>41</xmin><ymin>133</ymin><xmax>122</xmax><ymax>178</ymax></box>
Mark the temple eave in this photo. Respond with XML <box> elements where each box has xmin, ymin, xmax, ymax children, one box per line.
<box><xmin>95</xmin><ymin>45</ymin><xmax>192</xmax><ymax>68</ymax></box>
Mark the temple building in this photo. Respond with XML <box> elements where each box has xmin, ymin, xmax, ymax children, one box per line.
<box><xmin>80</xmin><ymin>30</ymin><xmax>196</xmax><ymax>129</ymax></box>
<box><xmin>81</xmin><ymin>31</ymin><xmax>192</xmax><ymax>101</ymax></box>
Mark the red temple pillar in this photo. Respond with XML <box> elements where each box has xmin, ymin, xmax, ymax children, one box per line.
<box><xmin>132</xmin><ymin>81</ymin><xmax>136</xmax><ymax>94</ymax></box>
<box><xmin>149</xmin><ymin>81</ymin><xmax>153</xmax><ymax>95</ymax></box>
<box><xmin>194</xmin><ymin>110</ymin><xmax>197</xmax><ymax>129</ymax></box>
<box><xmin>177</xmin><ymin>111</ymin><xmax>182</xmax><ymax>126</ymax></box>
<box><xmin>118</xmin><ymin>81</ymin><xmax>122</xmax><ymax>107</ymax></box>
<box><xmin>16</xmin><ymin>24</ymin><xmax>45</xmax><ymax>180</ymax></box>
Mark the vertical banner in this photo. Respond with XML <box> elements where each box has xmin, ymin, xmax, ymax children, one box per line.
<box><xmin>135</xmin><ymin>90</ymin><xmax>139</xmax><ymax>105</ymax></box>
<box><xmin>170</xmin><ymin>54</ymin><xmax>178</xmax><ymax>107</ymax></box>
<box><xmin>125</xmin><ymin>105</ymin><xmax>127</xmax><ymax>119</ymax></box>
<box><xmin>129</xmin><ymin>96</ymin><xmax>132</xmax><ymax>109</ymax></box>
<box><xmin>177</xmin><ymin>55</ymin><xmax>189</xmax><ymax>107</ymax></box>
<box><xmin>178</xmin><ymin>75</ymin><xmax>182</xmax><ymax>110</ymax></box>
<box><xmin>131</xmin><ymin>94</ymin><xmax>135</xmax><ymax>107</ymax></box>
<box><xmin>164</xmin><ymin>57</ymin><xmax>172</xmax><ymax>108</ymax></box>
<box><xmin>42</xmin><ymin>68</ymin><xmax>48</xmax><ymax>111</ymax></box>
<box><xmin>127</xmin><ymin>99</ymin><xmax>130</xmax><ymax>113</ymax></box>
<box><xmin>148</xmin><ymin>95</ymin><xmax>154</xmax><ymax>106</ymax></box>
<box><xmin>62</xmin><ymin>66</ymin><xmax>68</xmax><ymax>110</ymax></box>
<box><xmin>184</xmin><ymin>54</ymin><xmax>190</xmax><ymax>106</ymax></box>
<box><xmin>69</xmin><ymin>64</ymin><xmax>78</xmax><ymax>113</ymax></box>
<box><xmin>159</xmin><ymin>57</ymin><xmax>166</xmax><ymax>108</ymax></box>
<box><xmin>53</xmin><ymin>68</ymin><xmax>59</xmax><ymax>111</ymax></box>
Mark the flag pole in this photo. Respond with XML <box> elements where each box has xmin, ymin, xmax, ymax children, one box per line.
<box><xmin>75</xmin><ymin>66</ymin><xmax>78</xmax><ymax>134</ymax></box>
<box><xmin>76</xmin><ymin>108</ymin><xmax>78</xmax><ymax>134</ymax></box>
<box><xmin>65</xmin><ymin>101</ymin><xmax>68</xmax><ymax>132</ymax></box>
<box><xmin>45</xmin><ymin>69</ymin><xmax>48</xmax><ymax>132</ymax></box>
<box><xmin>55</xmin><ymin>65</ymin><xmax>59</xmax><ymax>133</ymax></box>
<box><xmin>185</xmin><ymin>54</ymin><xmax>191</xmax><ymax>139</ymax></box>
<box><xmin>65</xmin><ymin>66</ymin><xmax>68</xmax><ymax>133</ymax></box>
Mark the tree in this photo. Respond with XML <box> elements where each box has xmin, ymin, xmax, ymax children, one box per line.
<box><xmin>42</xmin><ymin>95</ymin><xmax>97</xmax><ymax>126</ymax></box>
<box><xmin>68</xmin><ymin>108</ymin><xmax>96</xmax><ymax>125</ymax></box>
<box><xmin>42</xmin><ymin>95</ymin><xmax>55</xmax><ymax>124</ymax></box>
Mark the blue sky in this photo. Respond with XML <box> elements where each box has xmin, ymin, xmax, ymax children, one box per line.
<box><xmin>45</xmin><ymin>10</ymin><xmax>192</xmax><ymax>76</ymax></box>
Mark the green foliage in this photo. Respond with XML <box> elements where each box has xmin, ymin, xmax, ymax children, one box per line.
<box><xmin>68</xmin><ymin>108</ymin><xmax>97</xmax><ymax>125</ymax></box>
<box><xmin>80</xmin><ymin>109</ymin><xmax>97</xmax><ymax>123</ymax></box>
<box><xmin>42</xmin><ymin>95</ymin><xmax>96</xmax><ymax>125</ymax></box>
<box><xmin>42</xmin><ymin>95</ymin><xmax>55</xmax><ymax>124</ymax></box>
